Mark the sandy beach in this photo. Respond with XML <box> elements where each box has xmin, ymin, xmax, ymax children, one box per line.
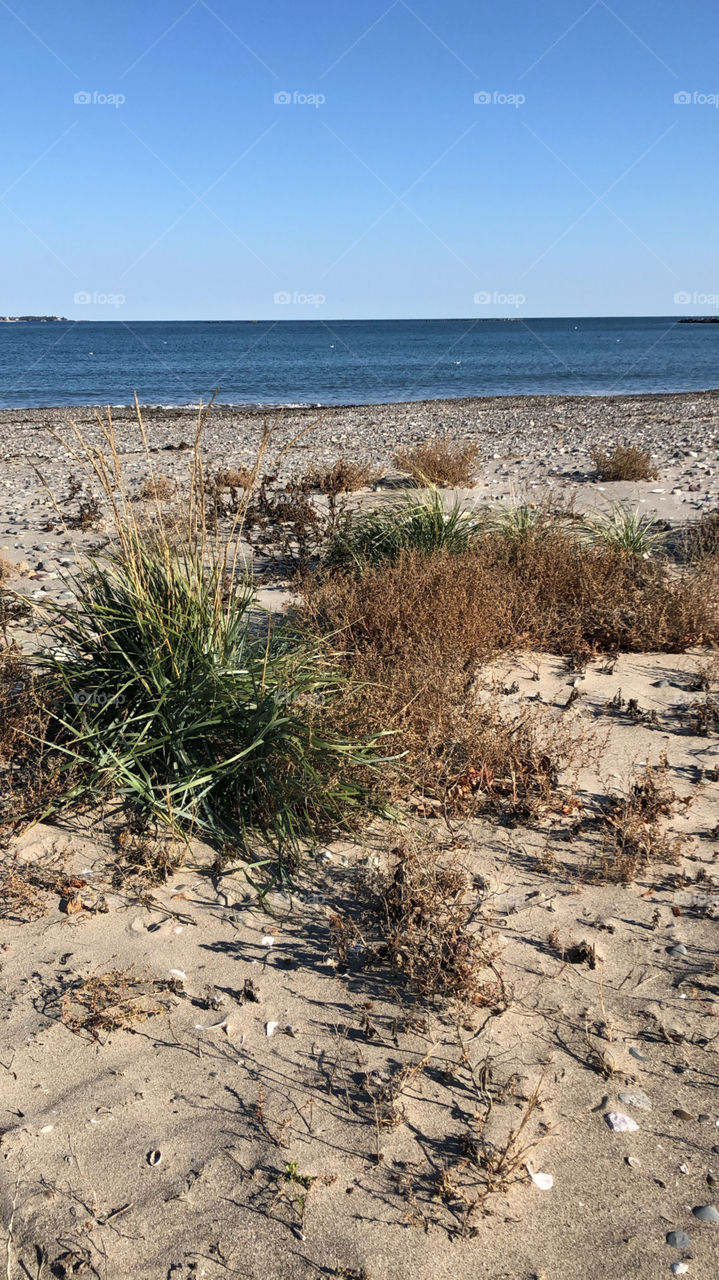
<box><xmin>1</xmin><ymin>391</ymin><xmax>718</xmax><ymax>1280</ymax></box>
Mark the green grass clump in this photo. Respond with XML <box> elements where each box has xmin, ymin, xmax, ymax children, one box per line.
<box><xmin>325</xmin><ymin>487</ymin><xmax>481</xmax><ymax>572</ymax></box>
<box><xmin>583</xmin><ymin>504</ymin><xmax>665</xmax><ymax>558</ymax></box>
<box><xmin>40</xmin><ymin>535</ymin><xmax>384</xmax><ymax>878</ymax></box>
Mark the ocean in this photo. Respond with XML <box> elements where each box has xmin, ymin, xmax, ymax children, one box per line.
<box><xmin>0</xmin><ymin>316</ymin><xmax>717</xmax><ymax>409</ymax></box>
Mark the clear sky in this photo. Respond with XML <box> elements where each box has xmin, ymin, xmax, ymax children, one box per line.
<box><xmin>1</xmin><ymin>0</ymin><xmax>717</xmax><ymax>319</ymax></box>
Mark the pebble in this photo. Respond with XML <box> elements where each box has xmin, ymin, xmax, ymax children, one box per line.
<box><xmin>668</xmin><ymin>943</ymin><xmax>688</xmax><ymax>957</ymax></box>
<box><xmin>604</xmin><ymin>1111</ymin><xmax>639</xmax><ymax>1132</ymax></box>
<box><xmin>670</xmin><ymin>1264</ymin><xmax>689</xmax><ymax>1275</ymax></box>
<box><xmin>618</xmin><ymin>1090</ymin><xmax>651</xmax><ymax>1111</ymax></box>
<box><xmin>692</xmin><ymin>1205</ymin><xmax>719</xmax><ymax>1222</ymax></box>
<box><xmin>629</xmin><ymin>1046</ymin><xmax>649</xmax><ymax>1062</ymax></box>
<box><xmin>666</xmin><ymin>1230</ymin><xmax>691</xmax><ymax>1249</ymax></box>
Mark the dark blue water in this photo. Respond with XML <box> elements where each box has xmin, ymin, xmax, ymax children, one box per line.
<box><xmin>0</xmin><ymin>318</ymin><xmax>717</xmax><ymax>409</ymax></box>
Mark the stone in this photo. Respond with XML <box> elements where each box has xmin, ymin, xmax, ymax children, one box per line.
<box><xmin>604</xmin><ymin>1111</ymin><xmax>639</xmax><ymax>1132</ymax></box>
<box><xmin>669</xmin><ymin>943</ymin><xmax>688</xmax><ymax>957</ymax></box>
<box><xmin>666</xmin><ymin>1230</ymin><xmax>691</xmax><ymax>1249</ymax></box>
<box><xmin>618</xmin><ymin>1090</ymin><xmax>651</xmax><ymax>1111</ymax></box>
<box><xmin>692</xmin><ymin>1205</ymin><xmax>719</xmax><ymax>1222</ymax></box>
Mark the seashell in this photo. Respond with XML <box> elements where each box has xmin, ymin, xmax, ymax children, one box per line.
<box><xmin>147</xmin><ymin>1149</ymin><xmax>162</xmax><ymax>1166</ymax></box>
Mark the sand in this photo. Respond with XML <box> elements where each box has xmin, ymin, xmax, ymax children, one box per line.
<box><xmin>1</xmin><ymin>393</ymin><xmax>718</xmax><ymax>1279</ymax></box>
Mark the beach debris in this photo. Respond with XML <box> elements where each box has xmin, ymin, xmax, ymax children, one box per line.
<box><xmin>673</xmin><ymin>1109</ymin><xmax>695</xmax><ymax>1122</ymax></box>
<box><xmin>242</xmin><ymin>978</ymin><xmax>260</xmax><ymax>1003</ymax></box>
<box><xmin>194</xmin><ymin>1017</ymin><xmax>228</xmax><ymax>1032</ymax></box>
<box><xmin>668</xmin><ymin>943</ymin><xmax>688</xmax><ymax>957</ymax></box>
<box><xmin>666</xmin><ymin>1231</ymin><xmax>691</xmax><ymax>1249</ymax></box>
<box><xmin>625</xmin><ymin>1156</ymin><xmax>641</xmax><ymax>1169</ymax></box>
<box><xmin>629</xmin><ymin>1046</ymin><xmax>649</xmax><ymax>1062</ymax></box>
<box><xmin>39</xmin><ymin>1124</ymin><xmax>54</xmax><ymax>1134</ymax></box>
<box><xmin>528</xmin><ymin>1169</ymin><xmax>554</xmax><ymax>1190</ymax></box>
<box><xmin>169</xmin><ymin>969</ymin><xmax>186</xmax><ymax>981</ymax></box>
<box><xmin>618</xmin><ymin>1090</ymin><xmax>651</xmax><ymax>1111</ymax></box>
<box><xmin>604</xmin><ymin>1112</ymin><xmax>639</xmax><ymax>1132</ymax></box>
<box><xmin>265</xmin><ymin>1020</ymin><xmax>279</xmax><ymax>1037</ymax></box>
<box><xmin>147</xmin><ymin>1149</ymin><xmax>162</xmax><ymax>1166</ymax></box>
<box><xmin>670</xmin><ymin>1264</ymin><xmax>689</xmax><ymax>1275</ymax></box>
<box><xmin>260</xmin><ymin>935</ymin><xmax>275</xmax><ymax>948</ymax></box>
<box><xmin>692</xmin><ymin>1205</ymin><xmax>719</xmax><ymax>1222</ymax></box>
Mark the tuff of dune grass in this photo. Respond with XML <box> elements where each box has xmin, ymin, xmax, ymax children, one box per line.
<box><xmin>582</xmin><ymin>503</ymin><xmax>666</xmax><ymax>558</ymax></box>
<box><xmin>393</xmin><ymin>438</ymin><xmax>479</xmax><ymax>487</ymax></box>
<box><xmin>590</xmin><ymin>442</ymin><xmax>657</xmax><ymax>482</ymax></box>
<box><xmin>33</xmin><ymin>535</ymin><xmax>388</xmax><ymax>878</ymax></box>
<box><xmin>324</xmin><ymin>487</ymin><xmax>481</xmax><ymax>571</ymax></box>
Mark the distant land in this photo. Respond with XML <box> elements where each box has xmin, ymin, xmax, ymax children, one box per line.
<box><xmin>0</xmin><ymin>315</ymin><xmax>68</xmax><ymax>323</ymax></box>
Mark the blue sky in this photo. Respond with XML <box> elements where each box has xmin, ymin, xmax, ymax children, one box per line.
<box><xmin>1</xmin><ymin>0</ymin><xmax>717</xmax><ymax>318</ymax></box>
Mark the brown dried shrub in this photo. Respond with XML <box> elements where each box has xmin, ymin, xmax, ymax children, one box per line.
<box><xmin>304</xmin><ymin>457</ymin><xmax>382</xmax><ymax>496</ymax></box>
<box><xmin>394</xmin><ymin>439</ymin><xmax>479</xmax><ymax>487</ymax></box>
<box><xmin>0</xmin><ymin>645</ymin><xmax>66</xmax><ymax>830</ymax></box>
<box><xmin>301</xmin><ymin>535</ymin><xmax>718</xmax><ymax>663</ymax></box>
<box><xmin>683</xmin><ymin>507</ymin><xmax>719</xmax><ymax>563</ymax></box>
<box><xmin>594</xmin><ymin>760</ymin><xmax>689</xmax><ymax>883</ymax></box>
<box><xmin>138</xmin><ymin>474</ymin><xmax>177</xmax><ymax>501</ymax></box>
<box><xmin>590</xmin><ymin>443</ymin><xmax>657</xmax><ymax>482</ymax></box>
<box><xmin>331</xmin><ymin>839</ymin><xmax>504</xmax><ymax>1005</ymax></box>
<box><xmin>59</xmin><ymin>968</ymin><xmax>179</xmax><ymax>1040</ymax></box>
<box><xmin>378</xmin><ymin>843</ymin><xmax>503</xmax><ymax>1002</ymax></box>
<box><xmin>0</xmin><ymin>862</ymin><xmax>48</xmax><ymax>922</ymax></box>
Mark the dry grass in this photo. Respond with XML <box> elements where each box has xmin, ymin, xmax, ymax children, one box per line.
<box><xmin>0</xmin><ymin>862</ymin><xmax>48</xmax><ymax>922</ymax></box>
<box><xmin>683</xmin><ymin>506</ymin><xmax>719</xmax><ymax>563</ymax></box>
<box><xmin>304</xmin><ymin>457</ymin><xmax>382</xmax><ymax>495</ymax></box>
<box><xmin>377</xmin><ymin>842</ymin><xmax>504</xmax><ymax>1003</ymax></box>
<box><xmin>299</xmin><ymin>536</ymin><xmax>716</xmax><ymax>817</ymax></box>
<box><xmin>394</xmin><ymin>439</ymin><xmax>479</xmax><ymax>487</ymax></box>
<box><xmin>59</xmin><ymin>968</ymin><xmax>180</xmax><ymax>1040</ymax></box>
<box><xmin>590</xmin><ymin>443</ymin><xmax>657</xmax><ymax>482</ymax></box>
<box><xmin>332</xmin><ymin>839</ymin><xmax>505</xmax><ymax>1005</ymax></box>
<box><xmin>138</xmin><ymin>474</ymin><xmax>177</xmax><ymax>501</ymax></box>
<box><xmin>593</xmin><ymin>760</ymin><xmax>689</xmax><ymax>883</ymax></box>
<box><xmin>111</xmin><ymin>825</ymin><xmax>186</xmax><ymax>888</ymax></box>
<box><xmin>302</xmin><ymin>534</ymin><xmax>718</xmax><ymax>662</ymax></box>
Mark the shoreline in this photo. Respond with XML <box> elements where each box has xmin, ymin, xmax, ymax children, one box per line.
<box><xmin>2</xmin><ymin>386</ymin><xmax>719</xmax><ymax>416</ymax></box>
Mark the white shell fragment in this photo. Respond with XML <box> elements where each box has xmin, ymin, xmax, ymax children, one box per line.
<box><xmin>169</xmin><ymin>969</ymin><xmax>186</xmax><ymax>980</ymax></box>
<box><xmin>265</xmin><ymin>1021</ymin><xmax>279</xmax><ymax>1037</ymax></box>
<box><xmin>260</xmin><ymin>935</ymin><xmax>275</xmax><ymax>948</ymax></box>
<box><xmin>39</xmin><ymin>1124</ymin><xmax>54</xmax><ymax>1134</ymax></box>
<box><xmin>194</xmin><ymin>1017</ymin><xmax>228</xmax><ymax>1032</ymax></box>
<box><xmin>529</xmin><ymin>1170</ymin><xmax>554</xmax><ymax>1190</ymax></box>
<box><xmin>604</xmin><ymin>1112</ymin><xmax>639</xmax><ymax>1132</ymax></box>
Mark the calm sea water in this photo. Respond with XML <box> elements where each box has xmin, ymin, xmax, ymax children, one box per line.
<box><xmin>0</xmin><ymin>317</ymin><xmax>717</xmax><ymax>409</ymax></box>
